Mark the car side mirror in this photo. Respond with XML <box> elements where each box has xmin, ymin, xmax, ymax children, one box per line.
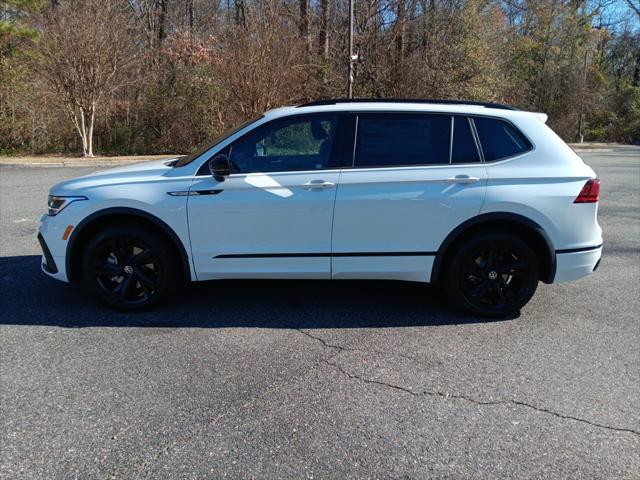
<box><xmin>209</xmin><ymin>154</ymin><xmax>230</xmax><ymax>182</ymax></box>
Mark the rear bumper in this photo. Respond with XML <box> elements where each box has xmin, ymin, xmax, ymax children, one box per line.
<box><xmin>553</xmin><ymin>245</ymin><xmax>602</xmax><ymax>283</ymax></box>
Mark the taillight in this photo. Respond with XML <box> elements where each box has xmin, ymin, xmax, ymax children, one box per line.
<box><xmin>574</xmin><ymin>178</ymin><xmax>600</xmax><ymax>203</ymax></box>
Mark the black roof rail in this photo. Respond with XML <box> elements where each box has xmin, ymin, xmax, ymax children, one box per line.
<box><xmin>296</xmin><ymin>98</ymin><xmax>517</xmax><ymax>110</ymax></box>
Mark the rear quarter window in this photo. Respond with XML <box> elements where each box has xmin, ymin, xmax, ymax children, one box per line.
<box><xmin>474</xmin><ymin>117</ymin><xmax>532</xmax><ymax>162</ymax></box>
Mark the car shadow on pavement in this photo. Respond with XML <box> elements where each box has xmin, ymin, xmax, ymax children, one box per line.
<box><xmin>0</xmin><ymin>255</ymin><xmax>513</xmax><ymax>328</ymax></box>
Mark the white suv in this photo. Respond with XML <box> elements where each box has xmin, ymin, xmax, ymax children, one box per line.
<box><xmin>38</xmin><ymin>99</ymin><xmax>602</xmax><ymax>317</ymax></box>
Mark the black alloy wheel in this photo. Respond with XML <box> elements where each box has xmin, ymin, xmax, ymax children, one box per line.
<box><xmin>446</xmin><ymin>233</ymin><xmax>539</xmax><ymax>317</ymax></box>
<box><xmin>82</xmin><ymin>225</ymin><xmax>178</xmax><ymax>310</ymax></box>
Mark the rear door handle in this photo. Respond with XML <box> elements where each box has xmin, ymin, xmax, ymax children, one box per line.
<box><xmin>447</xmin><ymin>174</ymin><xmax>480</xmax><ymax>184</ymax></box>
<box><xmin>302</xmin><ymin>180</ymin><xmax>335</xmax><ymax>189</ymax></box>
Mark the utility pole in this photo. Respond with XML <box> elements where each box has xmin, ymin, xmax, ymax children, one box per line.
<box><xmin>347</xmin><ymin>0</ymin><xmax>355</xmax><ymax>98</ymax></box>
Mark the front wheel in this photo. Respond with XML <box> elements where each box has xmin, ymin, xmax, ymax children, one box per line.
<box><xmin>444</xmin><ymin>233</ymin><xmax>539</xmax><ymax>317</ymax></box>
<box><xmin>81</xmin><ymin>224</ymin><xmax>178</xmax><ymax>310</ymax></box>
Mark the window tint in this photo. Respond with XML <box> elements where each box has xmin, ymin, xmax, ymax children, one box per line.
<box><xmin>451</xmin><ymin>116</ymin><xmax>480</xmax><ymax>163</ymax></box>
<box><xmin>229</xmin><ymin>115</ymin><xmax>338</xmax><ymax>173</ymax></box>
<box><xmin>474</xmin><ymin>117</ymin><xmax>531</xmax><ymax>161</ymax></box>
<box><xmin>354</xmin><ymin>114</ymin><xmax>451</xmax><ymax>167</ymax></box>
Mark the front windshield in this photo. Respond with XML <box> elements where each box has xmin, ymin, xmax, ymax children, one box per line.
<box><xmin>174</xmin><ymin>115</ymin><xmax>264</xmax><ymax>167</ymax></box>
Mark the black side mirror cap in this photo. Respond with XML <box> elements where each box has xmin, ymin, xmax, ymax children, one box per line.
<box><xmin>208</xmin><ymin>154</ymin><xmax>230</xmax><ymax>182</ymax></box>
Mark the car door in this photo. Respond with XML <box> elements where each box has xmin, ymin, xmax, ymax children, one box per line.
<box><xmin>188</xmin><ymin>113</ymin><xmax>343</xmax><ymax>280</ymax></box>
<box><xmin>331</xmin><ymin>113</ymin><xmax>488</xmax><ymax>282</ymax></box>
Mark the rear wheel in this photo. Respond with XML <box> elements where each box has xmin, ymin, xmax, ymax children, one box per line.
<box><xmin>81</xmin><ymin>224</ymin><xmax>178</xmax><ymax>310</ymax></box>
<box><xmin>445</xmin><ymin>233</ymin><xmax>539</xmax><ymax>317</ymax></box>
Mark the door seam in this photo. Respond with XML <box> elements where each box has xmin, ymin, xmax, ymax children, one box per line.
<box><xmin>185</xmin><ymin>177</ymin><xmax>200</xmax><ymax>281</ymax></box>
<box><xmin>328</xmin><ymin>169</ymin><xmax>343</xmax><ymax>279</ymax></box>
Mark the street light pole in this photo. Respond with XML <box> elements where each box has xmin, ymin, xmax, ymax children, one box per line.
<box><xmin>578</xmin><ymin>48</ymin><xmax>588</xmax><ymax>144</ymax></box>
<box><xmin>347</xmin><ymin>0</ymin><xmax>354</xmax><ymax>98</ymax></box>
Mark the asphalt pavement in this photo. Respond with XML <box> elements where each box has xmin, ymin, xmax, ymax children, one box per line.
<box><xmin>1</xmin><ymin>147</ymin><xmax>639</xmax><ymax>479</ymax></box>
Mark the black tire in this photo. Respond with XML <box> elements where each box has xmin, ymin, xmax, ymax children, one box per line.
<box><xmin>81</xmin><ymin>224</ymin><xmax>178</xmax><ymax>310</ymax></box>
<box><xmin>444</xmin><ymin>233</ymin><xmax>539</xmax><ymax>317</ymax></box>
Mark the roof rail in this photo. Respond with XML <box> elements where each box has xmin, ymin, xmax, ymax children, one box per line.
<box><xmin>296</xmin><ymin>98</ymin><xmax>517</xmax><ymax>110</ymax></box>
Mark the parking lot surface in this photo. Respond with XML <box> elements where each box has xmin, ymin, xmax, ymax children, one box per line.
<box><xmin>1</xmin><ymin>147</ymin><xmax>639</xmax><ymax>479</ymax></box>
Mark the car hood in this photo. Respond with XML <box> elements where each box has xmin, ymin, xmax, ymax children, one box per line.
<box><xmin>50</xmin><ymin>157</ymin><xmax>181</xmax><ymax>195</ymax></box>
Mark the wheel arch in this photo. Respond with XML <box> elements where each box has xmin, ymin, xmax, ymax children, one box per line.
<box><xmin>66</xmin><ymin>207</ymin><xmax>192</xmax><ymax>283</ymax></box>
<box><xmin>430</xmin><ymin>212</ymin><xmax>556</xmax><ymax>284</ymax></box>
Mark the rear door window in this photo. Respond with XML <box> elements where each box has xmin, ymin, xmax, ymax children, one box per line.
<box><xmin>354</xmin><ymin>114</ymin><xmax>451</xmax><ymax>167</ymax></box>
<box><xmin>451</xmin><ymin>116</ymin><xmax>480</xmax><ymax>163</ymax></box>
<box><xmin>473</xmin><ymin>117</ymin><xmax>531</xmax><ymax>161</ymax></box>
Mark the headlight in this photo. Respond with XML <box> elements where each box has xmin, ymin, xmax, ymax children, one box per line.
<box><xmin>47</xmin><ymin>195</ymin><xmax>87</xmax><ymax>216</ymax></box>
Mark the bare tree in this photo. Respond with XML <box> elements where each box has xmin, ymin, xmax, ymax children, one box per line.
<box><xmin>38</xmin><ymin>0</ymin><xmax>136</xmax><ymax>156</ymax></box>
<box><xmin>129</xmin><ymin>0</ymin><xmax>168</xmax><ymax>48</ymax></box>
<box><xmin>210</xmin><ymin>10</ymin><xmax>310</xmax><ymax>121</ymax></box>
<box><xmin>625</xmin><ymin>0</ymin><xmax>640</xmax><ymax>18</ymax></box>
<box><xmin>2</xmin><ymin>0</ymin><xmax>639</xmax><ymax>154</ymax></box>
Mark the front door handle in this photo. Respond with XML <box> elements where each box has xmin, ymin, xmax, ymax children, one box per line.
<box><xmin>447</xmin><ymin>174</ymin><xmax>480</xmax><ymax>184</ymax></box>
<box><xmin>302</xmin><ymin>180</ymin><xmax>335</xmax><ymax>190</ymax></box>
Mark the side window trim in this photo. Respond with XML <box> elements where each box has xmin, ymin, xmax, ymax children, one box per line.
<box><xmin>448</xmin><ymin>116</ymin><xmax>454</xmax><ymax>164</ymax></box>
<box><xmin>468</xmin><ymin>117</ymin><xmax>486</xmax><ymax>163</ymax></box>
<box><xmin>197</xmin><ymin>112</ymin><xmax>533</xmax><ymax>174</ymax></box>
<box><xmin>329</xmin><ymin>113</ymin><xmax>356</xmax><ymax>170</ymax></box>
<box><xmin>351</xmin><ymin>114</ymin><xmax>358</xmax><ymax>168</ymax></box>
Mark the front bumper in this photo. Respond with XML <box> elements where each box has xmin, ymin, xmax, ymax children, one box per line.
<box><xmin>38</xmin><ymin>214</ymin><xmax>70</xmax><ymax>282</ymax></box>
<box><xmin>37</xmin><ymin>232</ymin><xmax>58</xmax><ymax>274</ymax></box>
<box><xmin>554</xmin><ymin>246</ymin><xmax>602</xmax><ymax>283</ymax></box>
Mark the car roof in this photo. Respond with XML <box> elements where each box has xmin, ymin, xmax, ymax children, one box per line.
<box><xmin>263</xmin><ymin>101</ymin><xmax>540</xmax><ymax>121</ymax></box>
<box><xmin>297</xmin><ymin>98</ymin><xmax>517</xmax><ymax>109</ymax></box>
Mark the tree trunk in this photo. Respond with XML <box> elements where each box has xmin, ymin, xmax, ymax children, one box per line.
<box><xmin>299</xmin><ymin>0</ymin><xmax>311</xmax><ymax>52</ymax></box>
<box><xmin>87</xmin><ymin>104</ymin><xmax>96</xmax><ymax>157</ymax></box>
<box><xmin>235</xmin><ymin>0</ymin><xmax>246</xmax><ymax>27</ymax></box>
<box><xmin>187</xmin><ymin>0</ymin><xmax>194</xmax><ymax>30</ymax></box>
<box><xmin>395</xmin><ymin>0</ymin><xmax>406</xmax><ymax>61</ymax></box>
<box><xmin>158</xmin><ymin>0</ymin><xmax>168</xmax><ymax>43</ymax></box>
<box><xmin>419</xmin><ymin>0</ymin><xmax>427</xmax><ymax>48</ymax></box>
<box><xmin>79</xmin><ymin>107</ymin><xmax>89</xmax><ymax>157</ymax></box>
<box><xmin>319</xmin><ymin>0</ymin><xmax>330</xmax><ymax>57</ymax></box>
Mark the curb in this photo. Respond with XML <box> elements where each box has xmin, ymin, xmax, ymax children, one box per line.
<box><xmin>0</xmin><ymin>161</ymin><xmax>139</xmax><ymax>167</ymax></box>
<box><xmin>572</xmin><ymin>148</ymin><xmax>614</xmax><ymax>153</ymax></box>
<box><xmin>0</xmin><ymin>156</ymin><xmax>174</xmax><ymax>168</ymax></box>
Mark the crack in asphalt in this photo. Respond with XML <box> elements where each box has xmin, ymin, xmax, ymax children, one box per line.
<box><xmin>296</xmin><ymin>327</ymin><xmax>640</xmax><ymax>438</ymax></box>
<box><xmin>130</xmin><ymin>325</ymin><xmax>639</xmax><ymax>476</ymax></box>
<box><xmin>323</xmin><ymin>359</ymin><xmax>640</xmax><ymax>437</ymax></box>
<box><xmin>296</xmin><ymin>328</ymin><xmax>417</xmax><ymax>361</ymax></box>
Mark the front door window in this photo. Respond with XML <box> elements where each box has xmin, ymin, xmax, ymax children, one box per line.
<box><xmin>229</xmin><ymin>115</ymin><xmax>339</xmax><ymax>173</ymax></box>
